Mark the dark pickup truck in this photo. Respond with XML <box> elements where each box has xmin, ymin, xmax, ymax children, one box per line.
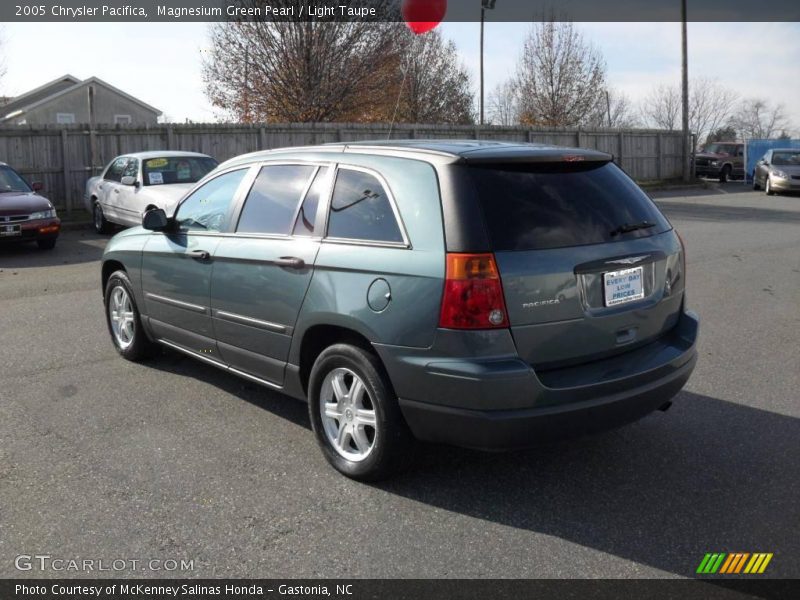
<box><xmin>693</xmin><ymin>142</ymin><xmax>744</xmax><ymax>182</ymax></box>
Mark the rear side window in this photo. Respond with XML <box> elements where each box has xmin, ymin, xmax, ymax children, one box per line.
<box><xmin>469</xmin><ymin>162</ymin><xmax>670</xmax><ymax>251</ymax></box>
<box><xmin>327</xmin><ymin>169</ymin><xmax>403</xmax><ymax>244</ymax></box>
<box><xmin>237</xmin><ymin>165</ymin><xmax>316</xmax><ymax>235</ymax></box>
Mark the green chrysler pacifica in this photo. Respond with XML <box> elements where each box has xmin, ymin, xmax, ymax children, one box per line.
<box><xmin>101</xmin><ymin>140</ymin><xmax>699</xmax><ymax>480</ymax></box>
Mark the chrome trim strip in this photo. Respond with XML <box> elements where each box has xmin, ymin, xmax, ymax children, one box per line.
<box><xmin>157</xmin><ymin>339</ymin><xmax>283</xmax><ymax>391</ymax></box>
<box><xmin>322</xmin><ymin>237</ymin><xmax>410</xmax><ymax>250</ymax></box>
<box><xmin>214</xmin><ymin>310</ymin><xmax>288</xmax><ymax>334</ymax></box>
<box><xmin>228</xmin><ymin>367</ymin><xmax>282</xmax><ymax>390</ymax></box>
<box><xmin>145</xmin><ymin>292</ymin><xmax>208</xmax><ymax>314</ymax></box>
<box><xmin>157</xmin><ymin>339</ymin><xmax>226</xmax><ymax>368</ymax></box>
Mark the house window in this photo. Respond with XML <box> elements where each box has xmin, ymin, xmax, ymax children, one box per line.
<box><xmin>56</xmin><ymin>113</ymin><xmax>75</xmax><ymax>124</ymax></box>
<box><xmin>114</xmin><ymin>114</ymin><xmax>132</xmax><ymax>125</ymax></box>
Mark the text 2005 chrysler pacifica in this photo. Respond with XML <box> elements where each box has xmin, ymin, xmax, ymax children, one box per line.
<box><xmin>101</xmin><ymin>141</ymin><xmax>698</xmax><ymax>480</ymax></box>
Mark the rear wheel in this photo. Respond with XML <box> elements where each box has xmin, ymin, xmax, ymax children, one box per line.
<box><xmin>719</xmin><ymin>165</ymin><xmax>731</xmax><ymax>183</ymax></box>
<box><xmin>93</xmin><ymin>202</ymin><xmax>112</xmax><ymax>234</ymax></box>
<box><xmin>308</xmin><ymin>343</ymin><xmax>415</xmax><ymax>481</ymax></box>
<box><xmin>104</xmin><ymin>270</ymin><xmax>155</xmax><ymax>361</ymax></box>
<box><xmin>37</xmin><ymin>238</ymin><xmax>56</xmax><ymax>250</ymax></box>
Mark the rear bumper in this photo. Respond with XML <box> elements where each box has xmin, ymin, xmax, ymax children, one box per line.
<box><xmin>377</xmin><ymin>309</ymin><xmax>699</xmax><ymax>450</ymax></box>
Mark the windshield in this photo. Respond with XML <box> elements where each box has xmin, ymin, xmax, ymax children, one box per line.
<box><xmin>771</xmin><ymin>151</ymin><xmax>800</xmax><ymax>166</ymax></box>
<box><xmin>469</xmin><ymin>161</ymin><xmax>671</xmax><ymax>252</ymax></box>
<box><xmin>142</xmin><ymin>156</ymin><xmax>218</xmax><ymax>186</ymax></box>
<box><xmin>703</xmin><ymin>144</ymin><xmax>736</xmax><ymax>155</ymax></box>
<box><xmin>0</xmin><ymin>166</ymin><xmax>33</xmax><ymax>194</ymax></box>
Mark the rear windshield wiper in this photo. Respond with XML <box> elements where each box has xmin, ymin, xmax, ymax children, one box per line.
<box><xmin>609</xmin><ymin>221</ymin><xmax>656</xmax><ymax>236</ymax></box>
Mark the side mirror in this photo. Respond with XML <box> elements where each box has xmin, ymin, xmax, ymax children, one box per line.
<box><xmin>31</xmin><ymin>181</ymin><xmax>43</xmax><ymax>192</ymax></box>
<box><xmin>142</xmin><ymin>208</ymin><xmax>169</xmax><ymax>231</ymax></box>
<box><xmin>121</xmin><ymin>175</ymin><xmax>139</xmax><ymax>187</ymax></box>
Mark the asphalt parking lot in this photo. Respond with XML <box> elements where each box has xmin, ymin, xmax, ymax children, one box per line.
<box><xmin>1</xmin><ymin>184</ymin><xmax>798</xmax><ymax>579</ymax></box>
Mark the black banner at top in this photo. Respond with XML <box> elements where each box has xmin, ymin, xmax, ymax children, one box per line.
<box><xmin>3</xmin><ymin>0</ymin><xmax>800</xmax><ymax>22</ymax></box>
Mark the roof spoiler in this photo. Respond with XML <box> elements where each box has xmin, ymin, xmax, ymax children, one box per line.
<box><xmin>457</xmin><ymin>149</ymin><xmax>613</xmax><ymax>165</ymax></box>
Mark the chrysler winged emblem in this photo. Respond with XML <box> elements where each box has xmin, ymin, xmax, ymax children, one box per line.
<box><xmin>607</xmin><ymin>256</ymin><xmax>648</xmax><ymax>265</ymax></box>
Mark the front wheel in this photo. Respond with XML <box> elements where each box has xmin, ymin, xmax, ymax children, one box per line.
<box><xmin>765</xmin><ymin>177</ymin><xmax>776</xmax><ymax>196</ymax></box>
<box><xmin>719</xmin><ymin>165</ymin><xmax>731</xmax><ymax>183</ymax></box>
<box><xmin>94</xmin><ymin>202</ymin><xmax>112</xmax><ymax>234</ymax></box>
<box><xmin>308</xmin><ymin>343</ymin><xmax>415</xmax><ymax>481</ymax></box>
<box><xmin>752</xmin><ymin>172</ymin><xmax>761</xmax><ymax>190</ymax></box>
<box><xmin>37</xmin><ymin>237</ymin><xmax>57</xmax><ymax>250</ymax></box>
<box><xmin>104</xmin><ymin>270</ymin><xmax>155</xmax><ymax>361</ymax></box>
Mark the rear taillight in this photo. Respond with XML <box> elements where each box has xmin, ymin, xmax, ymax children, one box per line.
<box><xmin>676</xmin><ymin>230</ymin><xmax>687</xmax><ymax>275</ymax></box>
<box><xmin>439</xmin><ymin>253</ymin><xmax>509</xmax><ymax>329</ymax></box>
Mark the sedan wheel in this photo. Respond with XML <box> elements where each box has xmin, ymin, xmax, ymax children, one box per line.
<box><xmin>94</xmin><ymin>202</ymin><xmax>111</xmax><ymax>234</ymax></box>
<box><xmin>752</xmin><ymin>172</ymin><xmax>761</xmax><ymax>190</ymax></box>
<box><xmin>765</xmin><ymin>177</ymin><xmax>775</xmax><ymax>196</ymax></box>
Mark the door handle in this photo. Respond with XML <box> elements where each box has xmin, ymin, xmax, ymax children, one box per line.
<box><xmin>273</xmin><ymin>256</ymin><xmax>305</xmax><ymax>269</ymax></box>
<box><xmin>188</xmin><ymin>249</ymin><xmax>210</xmax><ymax>260</ymax></box>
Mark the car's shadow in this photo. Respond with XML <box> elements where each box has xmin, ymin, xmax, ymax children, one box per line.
<box><xmin>145</xmin><ymin>350</ymin><xmax>799</xmax><ymax>578</ymax></box>
<box><xmin>657</xmin><ymin>201</ymin><xmax>800</xmax><ymax>224</ymax></box>
<box><xmin>0</xmin><ymin>229</ymin><xmax>108</xmax><ymax>268</ymax></box>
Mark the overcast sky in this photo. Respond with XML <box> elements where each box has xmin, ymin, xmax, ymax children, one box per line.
<box><xmin>3</xmin><ymin>21</ymin><xmax>799</xmax><ymax>133</ymax></box>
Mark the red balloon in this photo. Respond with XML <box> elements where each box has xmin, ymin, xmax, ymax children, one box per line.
<box><xmin>402</xmin><ymin>0</ymin><xmax>447</xmax><ymax>35</ymax></box>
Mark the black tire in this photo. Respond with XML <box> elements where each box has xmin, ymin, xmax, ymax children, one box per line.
<box><xmin>719</xmin><ymin>165</ymin><xmax>731</xmax><ymax>183</ymax></box>
<box><xmin>308</xmin><ymin>343</ymin><xmax>415</xmax><ymax>481</ymax></box>
<box><xmin>765</xmin><ymin>177</ymin><xmax>776</xmax><ymax>196</ymax></box>
<box><xmin>93</xmin><ymin>201</ymin><xmax>112</xmax><ymax>234</ymax></box>
<box><xmin>104</xmin><ymin>270</ymin><xmax>156</xmax><ymax>361</ymax></box>
<box><xmin>752</xmin><ymin>172</ymin><xmax>761</xmax><ymax>190</ymax></box>
<box><xmin>37</xmin><ymin>237</ymin><xmax>57</xmax><ymax>250</ymax></box>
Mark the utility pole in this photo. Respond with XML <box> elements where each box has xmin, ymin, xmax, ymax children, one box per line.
<box><xmin>681</xmin><ymin>0</ymin><xmax>690</xmax><ymax>182</ymax></box>
<box><xmin>480</xmin><ymin>0</ymin><xmax>497</xmax><ymax>126</ymax></box>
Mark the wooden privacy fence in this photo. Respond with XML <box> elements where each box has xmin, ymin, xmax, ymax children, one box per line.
<box><xmin>0</xmin><ymin>122</ymin><xmax>687</xmax><ymax>213</ymax></box>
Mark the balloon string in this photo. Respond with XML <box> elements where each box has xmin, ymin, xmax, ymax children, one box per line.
<box><xmin>388</xmin><ymin>35</ymin><xmax>417</xmax><ymax>140</ymax></box>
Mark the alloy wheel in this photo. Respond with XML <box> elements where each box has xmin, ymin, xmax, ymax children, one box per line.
<box><xmin>319</xmin><ymin>368</ymin><xmax>377</xmax><ymax>462</ymax></box>
<box><xmin>108</xmin><ymin>285</ymin><xmax>135</xmax><ymax>349</ymax></box>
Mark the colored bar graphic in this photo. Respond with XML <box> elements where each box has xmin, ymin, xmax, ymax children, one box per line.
<box><xmin>758</xmin><ymin>554</ymin><xmax>773</xmax><ymax>573</ymax></box>
<box><xmin>697</xmin><ymin>552</ymin><xmax>772</xmax><ymax>575</ymax></box>
<box><xmin>719</xmin><ymin>554</ymin><xmax>736</xmax><ymax>574</ymax></box>
<box><xmin>733</xmin><ymin>553</ymin><xmax>750</xmax><ymax>573</ymax></box>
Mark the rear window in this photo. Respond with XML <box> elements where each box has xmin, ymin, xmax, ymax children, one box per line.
<box><xmin>469</xmin><ymin>162</ymin><xmax>671</xmax><ymax>251</ymax></box>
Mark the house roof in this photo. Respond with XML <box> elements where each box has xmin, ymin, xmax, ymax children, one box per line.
<box><xmin>1</xmin><ymin>75</ymin><xmax>162</xmax><ymax>121</ymax></box>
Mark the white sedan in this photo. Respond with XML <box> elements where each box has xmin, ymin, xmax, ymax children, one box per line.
<box><xmin>84</xmin><ymin>151</ymin><xmax>218</xmax><ymax>233</ymax></box>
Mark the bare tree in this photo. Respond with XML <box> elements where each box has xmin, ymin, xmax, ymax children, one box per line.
<box><xmin>487</xmin><ymin>80</ymin><xmax>520</xmax><ymax>126</ymax></box>
<box><xmin>731</xmin><ymin>99</ymin><xmax>790</xmax><ymax>139</ymax></box>
<box><xmin>202</xmin><ymin>1</ymin><xmax>402</xmax><ymax>123</ymax></box>
<box><xmin>641</xmin><ymin>78</ymin><xmax>738</xmax><ymax>143</ymax></box>
<box><xmin>688</xmin><ymin>77</ymin><xmax>739</xmax><ymax>144</ymax></box>
<box><xmin>640</xmin><ymin>83</ymin><xmax>681</xmax><ymax>130</ymax></box>
<box><xmin>513</xmin><ymin>21</ymin><xmax>606</xmax><ymax>127</ymax></box>
<box><xmin>392</xmin><ymin>29</ymin><xmax>476</xmax><ymax>125</ymax></box>
<box><xmin>585</xmin><ymin>88</ymin><xmax>638</xmax><ymax>128</ymax></box>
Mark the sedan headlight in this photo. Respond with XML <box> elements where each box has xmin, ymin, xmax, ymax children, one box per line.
<box><xmin>29</xmin><ymin>208</ymin><xmax>57</xmax><ymax>220</ymax></box>
<box><xmin>772</xmin><ymin>170</ymin><xmax>789</xmax><ymax>179</ymax></box>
